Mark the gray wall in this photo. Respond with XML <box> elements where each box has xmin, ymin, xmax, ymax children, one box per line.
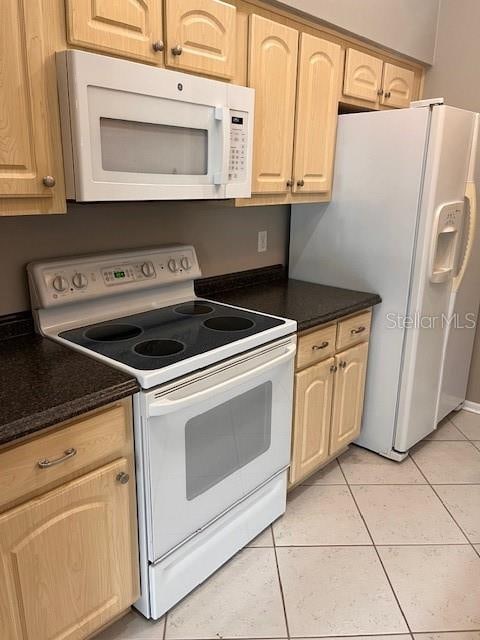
<box><xmin>276</xmin><ymin>0</ymin><xmax>439</xmax><ymax>63</ymax></box>
<box><xmin>423</xmin><ymin>0</ymin><xmax>480</xmax><ymax>403</ymax></box>
<box><xmin>0</xmin><ymin>201</ymin><xmax>289</xmax><ymax>315</ymax></box>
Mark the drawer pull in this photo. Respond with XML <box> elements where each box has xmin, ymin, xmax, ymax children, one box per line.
<box><xmin>312</xmin><ymin>341</ymin><xmax>329</xmax><ymax>350</ymax></box>
<box><xmin>37</xmin><ymin>448</ymin><xmax>77</xmax><ymax>469</ymax></box>
<box><xmin>350</xmin><ymin>326</ymin><xmax>366</xmax><ymax>335</ymax></box>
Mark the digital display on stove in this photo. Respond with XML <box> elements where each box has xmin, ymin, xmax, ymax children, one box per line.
<box><xmin>114</xmin><ymin>271</ymin><xmax>125</xmax><ymax>279</ymax></box>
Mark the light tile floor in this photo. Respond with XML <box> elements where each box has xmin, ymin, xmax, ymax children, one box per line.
<box><xmin>96</xmin><ymin>409</ymin><xmax>480</xmax><ymax>640</ymax></box>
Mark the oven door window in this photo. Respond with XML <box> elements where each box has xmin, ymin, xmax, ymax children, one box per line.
<box><xmin>100</xmin><ymin>118</ymin><xmax>208</xmax><ymax>176</ymax></box>
<box><xmin>185</xmin><ymin>383</ymin><xmax>272</xmax><ymax>500</ymax></box>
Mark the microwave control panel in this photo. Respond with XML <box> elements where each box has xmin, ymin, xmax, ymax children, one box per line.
<box><xmin>229</xmin><ymin>110</ymin><xmax>248</xmax><ymax>182</ymax></box>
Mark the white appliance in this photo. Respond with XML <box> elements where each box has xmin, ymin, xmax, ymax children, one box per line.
<box><xmin>28</xmin><ymin>246</ymin><xmax>296</xmax><ymax>618</ymax></box>
<box><xmin>290</xmin><ymin>101</ymin><xmax>479</xmax><ymax>459</ymax></box>
<box><xmin>437</xmin><ymin>115</ymin><xmax>480</xmax><ymax>420</ymax></box>
<box><xmin>56</xmin><ymin>50</ymin><xmax>254</xmax><ymax>201</ymax></box>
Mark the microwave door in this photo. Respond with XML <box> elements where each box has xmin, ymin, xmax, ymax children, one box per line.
<box><xmin>75</xmin><ymin>87</ymin><xmax>227</xmax><ymax>200</ymax></box>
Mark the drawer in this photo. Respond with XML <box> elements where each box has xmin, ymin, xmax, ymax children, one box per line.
<box><xmin>0</xmin><ymin>401</ymin><xmax>131</xmax><ymax>510</ymax></box>
<box><xmin>337</xmin><ymin>310</ymin><xmax>371</xmax><ymax>350</ymax></box>
<box><xmin>296</xmin><ymin>324</ymin><xmax>336</xmax><ymax>369</ymax></box>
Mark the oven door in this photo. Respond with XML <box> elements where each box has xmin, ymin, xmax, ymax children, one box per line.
<box><xmin>144</xmin><ymin>339</ymin><xmax>295</xmax><ymax>562</ymax></box>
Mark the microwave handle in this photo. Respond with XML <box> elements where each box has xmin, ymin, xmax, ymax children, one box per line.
<box><xmin>213</xmin><ymin>106</ymin><xmax>230</xmax><ymax>186</ymax></box>
<box><xmin>148</xmin><ymin>342</ymin><xmax>296</xmax><ymax>417</ymax></box>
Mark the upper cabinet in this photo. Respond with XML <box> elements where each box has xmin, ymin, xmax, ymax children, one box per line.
<box><xmin>247</xmin><ymin>17</ymin><xmax>342</xmax><ymax>198</ymax></box>
<box><xmin>66</xmin><ymin>0</ymin><xmax>237</xmax><ymax>79</ymax></box>
<box><xmin>164</xmin><ymin>0</ymin><xmax>237</xmax><ymax>79</ymax></box>
<box><xmin>0</xmin><ymin>0</ymin><xmax>65</xmax><ymax>215</ymax></box>
<box><xmin>342</xmin><ymin>47</ymin><xmax>416</xmax><ymax>110</ymax></box>
<box><xmin>343</xmin><ymin>48</ymin><xmax>383</xmax><ymax>104</ymax></box>
<box><xmin>66</xmin><ymin>0</ymin><xmax>164</xmax><ymax>64</ymax></box>
<box><xmin>381</xmin><ymin>62</ymin><xmax>415</xmax><ymax>108</ymax></box>
<box><xmin>248</xmin><ymin>15</ymin><xmax>299</xmax><ymax>194</ymax></box>
<box><xmin>293</xmin><ymin>33</ymin><xmax>342</xmax><ymax>195</ymax></box>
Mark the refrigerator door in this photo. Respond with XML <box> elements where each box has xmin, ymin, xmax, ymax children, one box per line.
<box><xmin>437</xmin><ymin>114</ymin><xmax>480</xmax><ymax>421</ymax></box>
<box><xmin>395</xmin><ymin>106</ymin><xmax>476</xmax><ymax>451</ymax></box>
<box><xmin>290</xmin><ymin>107</ymin><xmax>430</xmax><ymax>457</ymax></box>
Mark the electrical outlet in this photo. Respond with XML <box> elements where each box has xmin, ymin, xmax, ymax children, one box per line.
<box><xmin>258</xmin><ymin>230</ymin><xmax>267</xmax><ymax>253</ymax></box>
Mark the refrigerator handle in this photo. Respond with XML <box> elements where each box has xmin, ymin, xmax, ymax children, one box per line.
<box><xmin>453</xmin><ymin>114</ymin><xmax>479</xmax><ymax>293</ymax></box>
<box><xmin>453</xmin><ymin>181</ymin><xmax>477</xmax><ymax>292</ymax></box>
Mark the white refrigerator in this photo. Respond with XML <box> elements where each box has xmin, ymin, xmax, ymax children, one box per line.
<box><xmin>289</xmin><ymin>102</ymin><xmax>479</xmax><ymax>459</ymax></box>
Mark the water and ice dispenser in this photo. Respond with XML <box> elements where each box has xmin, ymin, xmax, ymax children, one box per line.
<box><xmin>430</xmin><ymin>201</ymin><xmax>464</xmax><ymax>283</ymax></box>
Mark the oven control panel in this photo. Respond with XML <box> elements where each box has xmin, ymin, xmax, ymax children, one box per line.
<box><xmin>28</xmin><ymin>246</ymin><xmax>201</xmax><ymax>307</ymax></box>
<box><xmin>228</xmin><ymin>110</ymin><xmax>247</xmax><ymax>182</ymax></box>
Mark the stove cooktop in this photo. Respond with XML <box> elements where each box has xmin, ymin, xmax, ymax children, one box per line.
<box><xmin>59</xmin><ymin>300</ymin><xmax>285</xmax><ymax>371</ymax></box>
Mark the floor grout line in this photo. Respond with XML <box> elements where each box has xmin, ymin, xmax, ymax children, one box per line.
<box><xmin>272</xmin><ymin>526</ymin><xmax>292</xmax><ymax>640</ymax></box>
<box><xmin>163</xmin><ymin>611</ymin><xmax>168</xmax><ymax>640</ymax></box>
<box><xmin>340</xmin><ymin>455</ymin><xmax>414</xmax><ymax>636</ymax></box>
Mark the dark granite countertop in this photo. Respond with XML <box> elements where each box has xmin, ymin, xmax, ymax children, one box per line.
<box><xmin>196</xmin><ymin>266</ymin><xmax>381</xmax><ymax>332</ymax></box>
<box><xmin>0</xmin><ymin>315</ymin><xmax>139</xmax><ymax>447</ymax></box>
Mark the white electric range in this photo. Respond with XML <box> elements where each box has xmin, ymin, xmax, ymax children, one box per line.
<box><xmin>28</xmin><ymin>245</ymin><xmax>297</xmax><ymax>619</ymax></box>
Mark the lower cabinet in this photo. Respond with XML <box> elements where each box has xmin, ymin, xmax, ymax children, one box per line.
<box><xmin>0</xmin><ymin>400</ymin><xmax>139</xmax><ymax>640</ymax></box>
<box><xmin>290</xmin><ymin>357</ymin><xmax>335</xmax><ymax>484</ymax></box>
<box><xmin>330</xmin><ymin>342</ymin><xmax>369</xmax><ymax>456</ymax></box>
<box><xmin>290</xmin><ymin>312</ymin><xmax>371</xmax><ymax>487</ymax></box>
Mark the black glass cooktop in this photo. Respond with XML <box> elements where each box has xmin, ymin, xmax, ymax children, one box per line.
<box><xmin>59</xmin><ymin>300</ymin><xmax>285</xmax><ymax>371</ymax></box>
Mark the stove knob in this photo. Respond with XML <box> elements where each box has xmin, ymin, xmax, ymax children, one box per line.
<box><xmin>52</xmin><ymin>275</ymin><xmax>68</xmax><ymax>292</ymax></box>
<box><xmin>167</xmin><ymin>258</ymin><xmax>178</xmax><ymax>273</ymax></box>
<box><xmin>141</xmin><ymin>262</ymin><xmax>155</xmax><ymax>277</ymax></box>
<box><xmin>180</xmin><ymin>256</ymin><xmax>191</xmax><ymax>270</ymax></box>
<box><xmin>72</xmin><ymin>272</ymin><xmax>88</xmax><ymax>289</ymax></box>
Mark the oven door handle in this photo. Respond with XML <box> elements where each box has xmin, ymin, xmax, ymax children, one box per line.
<box><xmin>148</xmin><ymin>343</ymin><xmax>296</xmax><ymax>416</ymax></box>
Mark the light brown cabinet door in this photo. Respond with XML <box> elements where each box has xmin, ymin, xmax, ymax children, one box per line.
<box><xmin>0</xmin><ymin>0</ymin><xmax>59</xmax><ymax>201</ymax></box>
<box><xmin>66</xmin><ymin>0</ymin><xmax>163</xmax><ymax>64</ymax></box>
<box><xmin>330</xmin><ymin>342</ymin><xmax>369</xmax><ymax>456</ymax></box>
<box><xmin>293</xmin><ymin>33</ymin><xmax>341</xmax><ymax>195</ymax></box>
<box><xmin>343</xmin><ymin>47</ymin><xmax>383</xmax><ymax>104</ymax></box>
<box><xmin>290</xmin><ymin>358</ymin><xmax>335</xmax><ymax>485</ymax></box>
<box><xmin>0</xmin><ymin>459</ymin><xmax>139</xmax><ymax>640</ymax></box>
<box><xmin>248</xmin><ymin>15</ymin><xmax>298</xmax><ymax>194</ymax></box>
<box><xmin>165</xmin><ymin>0</ymin><xmax>236</xmax><ymax>79</ymax></box>
<box><xmin>381</xmin><ymin>63</ymin><xmax>415</xmax><ymax>108</ymax></box>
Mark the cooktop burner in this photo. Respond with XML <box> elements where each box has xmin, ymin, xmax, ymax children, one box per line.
<box><xmin>85</xmin><ymin>324</ymin><xmax>143</xmax><ymax>342</ymax></box>
<box><xmin>174</xmin><ymin>302</ymin><xmax>214</xmax><ymax>316</ymax></box>
<box><xmin>203</xmin><ymin>316</ymin><xmax>254</xmax><ymax>332</ymax></box>
<box><xmin>59</xmin><ymin>300</ymin><xmax>285</xmax><ymax>371</ymax></box>
<box><xmin>135</xmin><ymin>339</ymin><xmax>185</xmax><ymax>357</ymax></box>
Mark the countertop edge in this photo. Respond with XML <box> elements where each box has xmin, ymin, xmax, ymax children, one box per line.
<box><xmin>296</xmin><ymin>295</ymin><xmax>381</xmax><ymax>331</ymax></box>
<box><xmin>0</xmin><ymin>379</ymin><xmax>139</xmax><ymax>448</ymax></box>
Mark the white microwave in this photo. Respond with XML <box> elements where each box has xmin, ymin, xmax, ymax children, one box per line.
<box><xmin>56</xmin><ymin>50</ymin><xmax>254</xmax><ymax>201</ymax></box>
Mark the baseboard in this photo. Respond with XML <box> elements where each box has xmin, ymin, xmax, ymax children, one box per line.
<box><xmin>462</xmin><ymin>400</ymin><xmax>480</xmax><ymax>414</ymax></box>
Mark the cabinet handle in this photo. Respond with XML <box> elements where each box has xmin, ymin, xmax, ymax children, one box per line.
<box><xmin>384</xmin><ymin>91</ymin><xmax>391</xmax><ymax>99</ymax></box>
<box><xmin>377</xmin><ymin>88</ymin><xmax>384</xmax><ymax>96</ymax></box>
<box><xmin>171</xmin><ymin>45</ymin><xmax>183</xmax><ymax>56</ymax></box>
<box><xmin>116</xmin><ymin>472</ymin><xmax>130</xmax><ymax>485</ymax></box>
<box><xmin>38</xmin><ymin>447</ymin><xmax>77</xmax><ymax>468</ymax></box>
<box><xmin>312</xmin><ymin>341</ymin><xmax>329</xmax><ymax>351</ymax></box>
<box><xmin>42</xmin><ymin>175</ymin><xmax>56</xmax><ymax>188</ymax></box>
<box><xmin>350</xmin><ymin>326</ymin><xmax>366</xmax><ymax>335</ymax></box>
<box><xmin>339</xmin><ymin>360</ymin><xmax>347</xmax><ymax>368</ymax></box>
<box><xmin>330</xmin><ymin>364</ymin><xmax>337</xmax><ymax>373</ymax></box>
<box><xmin>152</xmin><ymin>40</ymin><xmax>165</xmax><ymax>52</ymax></box>
<box><xmin>297</xmin><ymin>179</ymin><xmax>305</xmax><ymax>187</ymax></box>
<box><xmin>286</xmin><ymin>179</ymin><xmax>293</xmax><ymax>188</ymax></box>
